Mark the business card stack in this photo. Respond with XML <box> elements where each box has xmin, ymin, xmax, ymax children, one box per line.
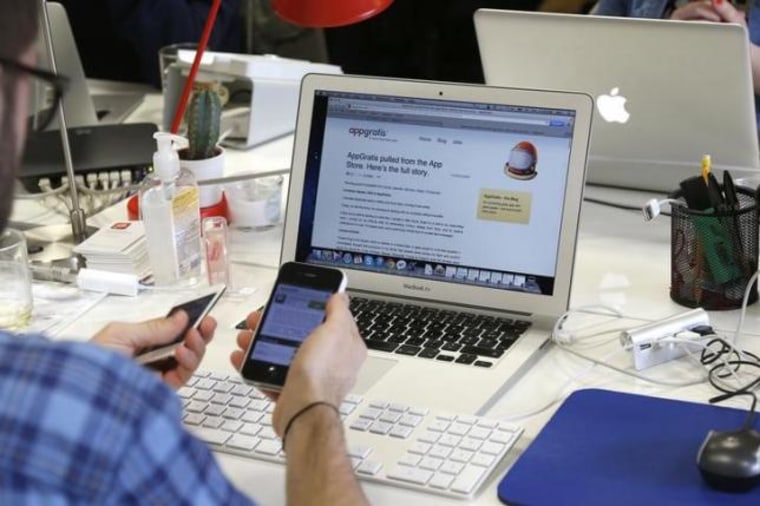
<box><xmin>73</xmin><ymin>221</ymin><xmax>151</xmax><ymax>278</ymax></box>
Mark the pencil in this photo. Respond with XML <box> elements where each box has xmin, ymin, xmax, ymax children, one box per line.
<box><xmin>701</xmin><ymin>154</ymin><xmax>712</xmax><ymax>183</ymax></box>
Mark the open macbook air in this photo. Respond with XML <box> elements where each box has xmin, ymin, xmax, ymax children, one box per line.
<box><xmin>280</xmin><ymin>73</ymin><xmax>593</xmax><ymax>414</ymax></box>
<box><xmin>475</xmin><ymin>9</ymin><xmax>760</xmax><ymax>193</ymax></box>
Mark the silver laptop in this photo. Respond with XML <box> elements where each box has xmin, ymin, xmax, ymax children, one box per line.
<box><xmin>475</xmin><ymin>9</ymin><xmax>760</xmax><ymax>193</ymax></box>
<box><xmin>281</xmin><ymin>73</ymin><xmax>593</xmax><ymax>414</ymax></box>
<box><xmin>37</xmin><ymin>3</ymin><xmax>146</xmax><ymax>127</ymax></box>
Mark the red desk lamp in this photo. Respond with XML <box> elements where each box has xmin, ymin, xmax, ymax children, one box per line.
<box><xmin>273</xmin><ymin>0</ymin><xmax>393</xmax><ymax>27</ymax></box>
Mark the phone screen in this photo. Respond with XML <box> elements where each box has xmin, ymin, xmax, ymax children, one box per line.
<box><xmin>241</xmin><ymin>262</ymin><xmax>344</xmax><ymax>388</ymax></box>
<box><xmin>249</xmin><ymin>283</ymin><xmax>332</xmax><ymax>366</ymax></box>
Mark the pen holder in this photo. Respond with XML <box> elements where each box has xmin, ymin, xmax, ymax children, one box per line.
<box><xmin>670</xmin><ymin>186</ymin><xmax>759</xmax><ymax>310</ymax></box>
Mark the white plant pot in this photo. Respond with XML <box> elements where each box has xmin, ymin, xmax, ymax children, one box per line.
<box><xmin>180</xmin><ymin>147</ymin><xmax>225</xmax><ymax>208</ymax></box>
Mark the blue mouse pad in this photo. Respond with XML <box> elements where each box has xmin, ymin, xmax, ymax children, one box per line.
<box><xmin>498</xmin><ymin>388</ymin><xmax>760</xmax><ymax>505</ymax></box>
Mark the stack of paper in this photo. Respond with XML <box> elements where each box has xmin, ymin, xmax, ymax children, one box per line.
<box><xmin>73</xmin><ymin>221</ymin><xmax>151</xmax><ymax>277</ymax></box>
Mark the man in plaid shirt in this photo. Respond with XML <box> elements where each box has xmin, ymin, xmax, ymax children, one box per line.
<box><xmin>0</xmin><ymin>2</ymin><xmax>368</xmax><ymax>504</ymax></box>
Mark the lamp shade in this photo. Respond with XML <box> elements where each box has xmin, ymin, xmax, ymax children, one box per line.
<box><xmin>272</xmin><ymin>0</ymin><xmax>393</xmax><ymax>27</ymax></box>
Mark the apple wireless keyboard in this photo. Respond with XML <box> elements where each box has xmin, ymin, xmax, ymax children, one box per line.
<box><xmin>180</xmin><ymin>371</ymin><xmax>523</xmax><ymax>500</ymax></box>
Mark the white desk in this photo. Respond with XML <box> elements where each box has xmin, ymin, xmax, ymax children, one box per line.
<box><xmin>14</xmin><ymin>94</ymin><xmax>760</xmax><ymax>505</ymax></box>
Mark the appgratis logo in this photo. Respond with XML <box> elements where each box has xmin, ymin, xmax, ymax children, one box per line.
<box><xmin>348</xmin><ymin>127</ymin><xmax>387</xmax><ymax>138</ymax></box>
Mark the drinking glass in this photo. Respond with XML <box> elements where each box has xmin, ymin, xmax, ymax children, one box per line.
<box><xmin>0</xmin><ymin>229</ymin><xmax>33</xmax><ymax>330</ymax></box>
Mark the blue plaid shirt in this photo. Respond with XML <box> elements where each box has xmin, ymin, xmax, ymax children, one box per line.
<box><xmin>0</xmin><ymin>332</ymin><xmax>254</xmax><ymax>505</ymax></box>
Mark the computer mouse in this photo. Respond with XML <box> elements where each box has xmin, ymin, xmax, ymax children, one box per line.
<box><xmin>697</xmin><ymin>428</ymin><xmax>760</xmax><ymax>492</ymax></box>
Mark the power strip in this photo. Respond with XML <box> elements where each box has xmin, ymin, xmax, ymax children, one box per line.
<box><xmin>620</xmin><ymin>308</ymin><xmax>710</xmax><ymax>370</ymax></box>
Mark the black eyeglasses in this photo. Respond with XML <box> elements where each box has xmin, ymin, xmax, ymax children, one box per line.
<box><xmin>0</xmin><ymin>56</ymin><xmax>69</xmax><ymax>132</ymax></box>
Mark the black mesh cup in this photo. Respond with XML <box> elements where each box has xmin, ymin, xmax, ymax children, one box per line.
<box><xmin>670</xmin><ymin>186</ymin><xmax>759</xmax><ymax>310</ymax></box>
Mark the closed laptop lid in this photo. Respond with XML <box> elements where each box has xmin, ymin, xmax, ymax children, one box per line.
<box><xmin>281</xmin><ymin>73</ymin><xmax>593</xmax><ymax>319</ymax></box>
<box><xmin>475</xmin><ymin>9</ymin><xmax>760</xmax><ymax>192</ymax></box>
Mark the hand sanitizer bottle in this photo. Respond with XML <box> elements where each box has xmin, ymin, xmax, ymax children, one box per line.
<box><xmin>140</xmin><ymin>132</ymin><xmax>202</xmax><ymax>286</ymax></box>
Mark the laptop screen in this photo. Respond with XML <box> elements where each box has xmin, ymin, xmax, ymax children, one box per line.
<box><xmin>293</xmin><ymin>89</ymin><xmax>577</xmax><ymax>296</ymax></box>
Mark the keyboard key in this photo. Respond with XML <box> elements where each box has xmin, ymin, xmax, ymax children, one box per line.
<box><xmin>183</xmin><ymin>412</ymin><xmax>205</xmax><ymax>426</ymax></box>
<box><xmin>438</xmin><ymin>434</ymin><xmax>462</xmax><ymax>447</ymax></box>
<box><xmin>357</xmin><ymin>459</ymin><xmax>383</xmax><ymax>476</ymax></box>
<box><xmin>192</xmin><ymin>426</ymin><xmax>231</xmax><ymax>446</ymax></box>
<box><xmin>177</xmin><ymin>386</ymin><xmax>194</xmax><ymax>399</ymax></box>
<box><xmin>228</xmin><ymin>397</ymin><xmax>250</xmax><ymax>409</ymax></box>
<box><xmin>440</xmin><ymin>460</ymin><xmax>465</xmax><ymax>475</ymax></box>
<box><xmin>450</xmin><ymin>449</ymin><xmax>474</xmax><ymax>463</ymax></box>
<box><xmin>203</xmin><ymin>416</ymin><xmax>224</xmax><ymax>429</ymax></box>
<box><xmin>387</xmin><ymin>465</ymin><xmax>433</xmax><ymax>485</ymax></box>
<box><xmin>429</xmin><ymin>473</ymin><xmax>455</xmax><ymax>489</ymax></box>
<box><xmin>242</xmin><ymin>410</ymin><xmax>264</xmax><ymax>424</ymax></box>
<box><xmin>348</xmin><ymin>445</ymin><xmax>373</xmax><ymax>459</ymax></box>
<box><xmin>223</xmin><ymin>407</ymin><xmax>245</xmax><ymax>419</ymax></box>
<box><xmin>448</xmin><ymin>423</ymin><xmax>470</xmax><ymax>436</ymax></box>
<box><xmin>459</xmin><ymin>438</ymin><xmax>482</xmax><ymax>452</ymax></box>
<box><xmin>435</xmin><ymin>355</ymin><xmax>455</xmax><ymax>362</ymax></box>
<box><xmin>255</xmin><ymin>440</ymin><xmax>281</xmax><ymax>456</ymax></box>
<box><xmin>185</xmin><ymin>400</ymin><xmax>207</xmax><ymax>413</ymax></box>
<box><xmin>379</xmin><ymin>411</ymin><xmax>402</xmax><ymax>423</ymax></box>
<box><xmin>240</xmin><ymin>423</ymin><xmax>262</xmax><ymax>436</ymax></box>
<box><xmin>468</xmin><ymin>427</ymin><xmax>492</xmax><ymax>440</ymax></box>
<box><xmin>221</xmin><ymin>420</ymin><xmax>243</xmax><ymax>433</ymax></box>
<box><xmin>480</xmin><ymin>441</ymin><xmax>505</xmax><ymax>455</ymax></box>
<box><xmin>389</xmin><ymin>425</ymin><xmax>414</xmax><ymax>439</ymax></box>
<box><xmin>419</xmin><ymin>456</ymin><xmax>444</xmax><ymax>471</ymax></box>
<box><xmin>399</xmin><ymin>414</ymin><xmax>423</xmax><ymax>427</ymax></box>
<box><xmin>428</xmin><ymin>445</ymin><xmax>452</xmax><ymax>460</ymax></box>
<box><xmin>228</xmin><ymin>434</ymin><xmax>259</xmax><ymax>451</ymax></box>
<box><xmin>471</xmin><ymin>453</ymin><xmax>496</xmax><ymax>468</ymax></box>
<box><xmin>474</xmin><ymin>361</ymin><xmax>493</xmax><ymax>368</ymax></box>
<box><xmin>359</xmin><ymin>407</ymin><xmax>383</xmax><ymax>420</ymax></box>
<box><xmin>369</xmin><ymin>421</ymin><xmax>393</xmax><ymax>435</ymax></box>
<box><xmin>450</xmin><ymin>465</ymin><xmax>486</xmax><ymax>494</ymax></box>
<box><xmin>205</xmin><ymin>404</ymin><xmax>226</xmax><ymax>417</ymax></box>
<box><xmin>350</xmin><ymin>418</ymin><xmax>372</xmax><ymax>432</ymax></box>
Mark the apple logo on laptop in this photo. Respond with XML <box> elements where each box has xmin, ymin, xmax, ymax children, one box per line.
<box><xmin>596</xmin><ymin>87</ymin><xmax>630</xmax><ymax>124</ymax></box>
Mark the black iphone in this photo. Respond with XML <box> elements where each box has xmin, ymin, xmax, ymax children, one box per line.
<box><xmin>240</xmin><ymin>262</ymin><xmax>346</xmax><ymax>391</ymax></box>
<box><xmin>135</xmin><ymin>286</ymin><xmax>226</xmax><ymax>370</ymax></box>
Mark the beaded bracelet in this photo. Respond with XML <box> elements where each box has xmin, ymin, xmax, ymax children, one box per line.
<box><xmin>281</xmin><ymin>401</ymin><xmax>340</xmax><ymax>451</ymax></box>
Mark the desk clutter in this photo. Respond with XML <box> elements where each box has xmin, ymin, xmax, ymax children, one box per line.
<box><xmin>668</xmin><ymin>161</ymin><xmax>758</xmax><ymax>310</ymax></box>
<box><xmin>72</xmin><ymin>221</ymin><xmax>149</xmax><ymax>296</ymax></box>
<box><xmin>72</xmin><ymin>221</ymin><xmax>149</xmax><ymax>277</ymax></box>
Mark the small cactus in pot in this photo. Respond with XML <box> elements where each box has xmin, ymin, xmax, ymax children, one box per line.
<box><xmin>184</xmin><ymin>82</ymin><xmax>223</xmax><ymax>160</ymax></box>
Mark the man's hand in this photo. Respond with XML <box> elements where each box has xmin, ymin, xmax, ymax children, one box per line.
<box><xmin>670</xmin><ymin>0</ymin><xmax>745</xmax><ymax>24</ymax></box>
<box><xmin>91</xmin><ymin>311</ymin><xmax>217</xmax><ymax>389</ymax></box>
<box><xmin>231</xmin><ymin>293</ymin><xmax>367</xmax><ymax>436</ymax></box>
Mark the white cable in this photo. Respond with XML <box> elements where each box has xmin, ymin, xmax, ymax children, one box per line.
<box><xmin>500</xmin><ymin>346</ymin><xmax>630</xmax><ymax>422</ymax></box>
<box><xmin>642</xmin><ymin>198</ymin><xmax>686</xmax><ymax>221</ymax></box>
<box><xmin>734</xmin><ymin>269</ymin><xmax>760</xmax><ymax>346</ymax></box>
<box><xmin>556</xmin><ymin>342</ymin><xmax>707</xmax><ymax>387</ymax></box>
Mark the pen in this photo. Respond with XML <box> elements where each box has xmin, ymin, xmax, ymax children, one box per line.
<box><xmin>701</xmin><ymin>154</ymin><xmax>712</xmax><ymax>183</ymax></box>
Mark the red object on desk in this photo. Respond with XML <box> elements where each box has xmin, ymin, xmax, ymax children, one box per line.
<box><xmin>126</xmin><ymin>193</ymin><xmax>229</xmax><ymax>222</ymax></box>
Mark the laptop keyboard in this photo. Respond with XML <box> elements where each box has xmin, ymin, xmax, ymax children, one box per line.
<box><xmin>349</xmin><ymin>297</ymin><xmax>532</xmax><ymax>367</ymax></box>
<box><xmin>181</xmin><ymin>371</ymin><xmax>523</xmax><ymax>500</ymax></box>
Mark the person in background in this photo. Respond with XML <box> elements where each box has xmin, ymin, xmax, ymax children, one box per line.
<box><xmin>52</xmin><ymin>0</ymin><xmax>243</xmax><ymax>87</ymax></box>
<box><xmin>591</xmin><ymin>0</ymin><xmax>760</xmax><ymax>127</ymax></box>
<box><xmin>2</xmin><ymin>1</ymin><xmax>368</xmax><ymax>504</ymax></box>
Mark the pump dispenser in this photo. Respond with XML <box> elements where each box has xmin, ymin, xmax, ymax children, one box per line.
<box><xmin>139</xmin><ymin>132</ymin><xmax>202</xmax><ymax>286</ymax></box>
